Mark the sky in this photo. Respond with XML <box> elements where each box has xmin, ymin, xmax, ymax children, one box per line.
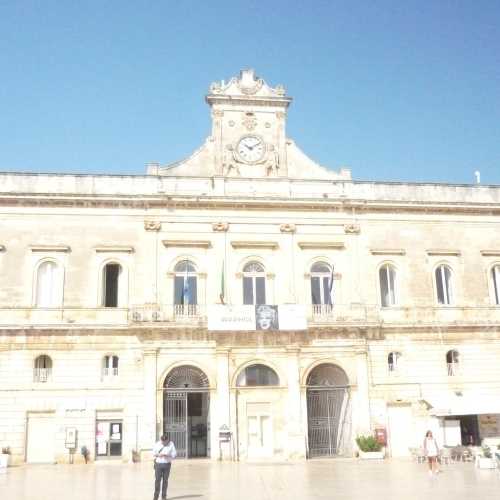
<box><xmin>0</xmin><ymin>0</ymin><xmax>499</xmax><ymax>184</ymax></box>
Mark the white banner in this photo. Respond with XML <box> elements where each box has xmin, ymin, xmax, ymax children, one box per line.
<box><xmin>208</xmin><ymin>304</ymin><xmax>307</xmax><ymax>331</ymax></box>
<box><xmin>208</xmin><ymin>305</ymin><xmax>255</xmax><ymax>331</ymax></box>
<box><xmin>277</xmin><ymin>304</ymin><xmax>307</xmax><ymax>330</ymax></box>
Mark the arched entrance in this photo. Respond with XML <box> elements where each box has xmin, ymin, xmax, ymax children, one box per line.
<box><xmin>306</xmin><ymin>363</ymin><xmax>350</xmax><ymax>457</ymax></box>
<box><xmin>163</xmin><ymin>365</ymin><xmax>210</xmax><ymax>458</ymax></box>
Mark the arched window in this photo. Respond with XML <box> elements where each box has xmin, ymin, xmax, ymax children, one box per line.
<box><xmin>306</xmin><ymin>363</ymin><xmax>349</xmax><ymax>387</ymax></box>
<box><xmin>435</xmin><ymin>264</ymin><xmax>453</xmax><ymax>305</ymax></box>
<box><xmin>164</xmin><ymin>365</ymin><xmax>209</xmax><ymax>389</ymax></box>
<box><xmin>102</xmin><ymin>355</ymin><xmax>119</xmax><ymax>377</ymax></box>
<box><xmin>102</xmin><ymin>263</ymin><xmax>122</xmax><ymax>307</ymax></box>
<box><xmin>34</xmin><ymin>354</ymin><xmax>52</xmax><ymax>382</ymax></box>
<box><xmin>243</xmin><ymin>262</ymin><xmax>266</xmax><ymax>305</ymax></box>
<box><xmin>492</xmin><ymin>265</ymin><xmax>500</xmax><ymax>306</ymax></box>
<box><xmin>35</xmin><ymin>261</ymin><xmax>63</xmax><ymax>307</ymax></box>
<box><xmin>379</xmin><ymin>264</ymin><xmax>397</xmax><ymax>307</ymax></box>
<box><xmin>236</xmin><ymin>364</ymin><xmax>279</xmax><ymax>386</ymax></box>
<box><xmin>446</xmin><ymin>349</ymin><xmax>460</xmax><ymax>376</ymax></box>
<box><xmin>388</xmin><ymin>352</ymin><xmax>401</xmax><ymax>373</ymax></box>
<box><xmin>310</xmin><ymin>262</ymin><xmax>333</xmax><ymax>306</ymax></box>
<box><xmin>174</xmin><ymin>260</ymin><xmax>198</xmax><ymax>306</ymax></box>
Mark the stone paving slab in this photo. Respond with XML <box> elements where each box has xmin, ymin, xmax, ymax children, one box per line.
<box><xmin>1</xmin><ymin>459</ymin><xmax>500</xmax><ymax>500</ymax></box>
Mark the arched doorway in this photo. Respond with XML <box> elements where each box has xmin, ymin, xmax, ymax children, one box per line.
<box><xmin>306</xmin><ymin>363</ymin><xmax>350</xmax><ymax>457</ymax></box>
<box><xmin>235</xmin><ymin>363</ymin><xmax>281</xmax><ymax>459</ymax></box>
<box><xmin>163</xmin><ymin>365</ymin><xmax>210</xmax><ymax>458</ymax></box>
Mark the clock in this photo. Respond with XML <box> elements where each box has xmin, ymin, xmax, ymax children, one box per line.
<box><xmin>236</xmin><ymin>135</ymin><xmax>265</xmax><ymax>164</ymax></box>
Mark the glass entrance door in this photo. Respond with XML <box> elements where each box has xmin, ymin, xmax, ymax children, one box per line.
<box><xmin>96</xmin><ymin>420</ymin><xmax>123</xmax><ymax>458</ymax></box>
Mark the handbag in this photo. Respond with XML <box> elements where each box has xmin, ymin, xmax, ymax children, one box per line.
<box><xmin>154</xmin><ymin>445</ymin><xmax>166</xmax><ymax>469</ymax></box>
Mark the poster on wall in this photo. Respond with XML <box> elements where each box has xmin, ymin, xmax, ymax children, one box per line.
<box><xmin>208</xmin><ymin>304</ymin><xmax>307</xmax><ymax>331</ymax></box>
<box><xmin>479</xmin><ymin>414</ymin><xmax>500</xmax><ymax>438</ymax></box>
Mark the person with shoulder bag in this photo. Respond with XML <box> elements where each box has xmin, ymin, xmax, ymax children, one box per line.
<box><xmin>152</xmin><ymin>434</ymin><xmax>177</xmax><ymax>500</ymax></box>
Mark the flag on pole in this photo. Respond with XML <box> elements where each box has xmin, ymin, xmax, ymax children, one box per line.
<box><xmin>219</xmin><ymin>261</ymin><xmax>225</xmax><ymax>304</ymax></box>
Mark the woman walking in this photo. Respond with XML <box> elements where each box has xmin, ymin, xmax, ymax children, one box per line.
<box><xmin>423</xmin><ymin>430</ymin><xmax>440</xmax><ymax>475</ymax></box>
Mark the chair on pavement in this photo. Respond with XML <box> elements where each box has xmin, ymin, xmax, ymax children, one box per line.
<box><xmin>440</xmin><ymin>447</ymin><xmax>452</xmax><ymax>465</ymax></box>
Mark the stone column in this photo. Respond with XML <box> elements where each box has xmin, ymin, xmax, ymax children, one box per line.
<box><xmin>355</xmin><ymin>348</ymin><xmax>371</xmax><ymax>434</ymax></box>
<box><xmin>140</xmin><ymin>348</ymin><xmax>158</xmax><ymax>453</ymax></box>
<box><xmin>286</xmin><ymin>346</ymin><xmax>305</xmax><ymax>458</ymax></box>
<box><xmin>213</xmin><ymin>348</ymin><xmax>232</xmax><ymax>460</ymax></box>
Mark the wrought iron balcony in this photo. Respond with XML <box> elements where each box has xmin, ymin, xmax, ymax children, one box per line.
<box><xmin>33</xmin><ymin>367</ymin><xmax>51</xmax><ymax>383</ymax></box>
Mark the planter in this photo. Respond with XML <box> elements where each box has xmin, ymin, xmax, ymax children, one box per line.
<box><xmin>359</xmin><ymin>450</ymin><xmax>385</xmax><ymax>460</ymax></box>
<box><xmin>0</xmin><ymin>454</ymin><xmax>11</xmax><ymax>469</ymax></box>
<box><xmin>477</xmin><ymin>457</ymin><xmax>496</xmax><ymax>469</ymax></box>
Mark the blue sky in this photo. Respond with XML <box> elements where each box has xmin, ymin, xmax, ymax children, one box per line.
<box><xmin>1</xmin><ymin>1</ymin><xmax>499</xmax><ymax>184</ymax></box>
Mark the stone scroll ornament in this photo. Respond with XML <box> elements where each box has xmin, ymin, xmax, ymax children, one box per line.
<box><xmin>144</xmin><ymin>221</ymin><xmax>161</xmax><ymax>231</ymax></box>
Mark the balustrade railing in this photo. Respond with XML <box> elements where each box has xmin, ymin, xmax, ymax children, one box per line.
<box><xmin>33</xmin><ymin>367</ymin><xmax>51</xmax><ymax>383</ymax></box>
<box><xmin>0</xmin><ymin>304</ymin><xmax>499</xmax><ymax>327</ymax></box>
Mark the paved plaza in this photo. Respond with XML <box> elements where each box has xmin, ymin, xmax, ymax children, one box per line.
<box><xmin>1</xmin><ymin>459</ymin><xmax>500</xmax><ymax>500</ymax></box>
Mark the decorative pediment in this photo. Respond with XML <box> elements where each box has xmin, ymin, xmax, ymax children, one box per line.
<box><xmin>207</xmin><ymin>69</ymin><xmax>288</xmax><ymax>100</ymax></box>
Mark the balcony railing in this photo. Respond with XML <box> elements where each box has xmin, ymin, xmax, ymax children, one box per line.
<box><xmin>33</xmin><ymin>367</ymin><xmax>51</xmax><ymax>383</ymax></box>
<box><xmin>447</xmin><ymin>362</ymin><xmax>461</xmax><ymax>376</ymax></box>
<box><xmin>102</xmin><ymin>367</ymin><xmax>119</xmax><ymax>377</ymax></box>
<box><xmin>0</xmin><ymin>304</ymin><xmax>499</xmax><ymax>327</ymax></box>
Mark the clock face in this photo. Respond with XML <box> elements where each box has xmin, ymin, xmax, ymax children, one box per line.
<box><xmin>236</xmin><ymin>135</ymin><xmax>265</xmax><ymax>163</ymax></box>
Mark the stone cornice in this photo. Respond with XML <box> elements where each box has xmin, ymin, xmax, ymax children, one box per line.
<box><xmin>30</xmin><ymin>245</ymin><xmax>71</xmax><ymax>252</ymax></box>
<box><xmin>162</xmin><ymin>240</ymin><xmax>212</xmax><ymax>249</ymax></box>
<box><xmin>481</xmin><ymin>250</ymin><xmax>500</xmax><ymax>257</ymax></box>
<box><xmin>298</xmin><ymin>242</ymin><xmax>345</xmax><ymax>250</ymax></box>
<box><xmin>95</xmin><ymin>246</ymin><xmax>135</xmax><ymax>253</ymax></box>
<box><xmin>231</xmin><ymin>241</ymin><xmax>279</xmax><ymax>250</ymax></box>
<box><xmin>426</xmin><ymin>249</ymin><xmax>461</xmax><ymax>256</ymax></box>
<box><xmin>2</xmin><ymin>193</ymin><xmax>500</xmax><ymax>215</ymax></box>
<box><xmin>370</xmin><ymin>249</ymin><xmax>406</xmax><ymax>256</ymax></box>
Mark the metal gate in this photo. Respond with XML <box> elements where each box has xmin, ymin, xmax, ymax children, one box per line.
<box><xmin>307</xmin><ymin>388</ymin><xmax>348</xmax><ymax>457</ymax></box>
<box><xmin>164</xmin><ymin>391</ymin><xmax>188</xmax><ymax>458</ymax></box>
<box><xmin>163</xmin><ymin>365</ymin><xmax>210</xmax><ymax>459</ymax></box>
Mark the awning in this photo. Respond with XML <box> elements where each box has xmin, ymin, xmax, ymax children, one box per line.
<box><xmin>424</xmin><ymin>395</ymin><xmax>500</xmax><ymax>417</ymax></box>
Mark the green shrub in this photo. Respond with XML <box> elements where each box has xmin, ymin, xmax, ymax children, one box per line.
<box><xmin>356</xmin><ymin>435</ymin><xmax>382</xmax><ymax>452</ymax></box>
<box><xmin>482</xmin><ymin>445</ymin><xmax>492</xmax><ymax>459</ymax></box>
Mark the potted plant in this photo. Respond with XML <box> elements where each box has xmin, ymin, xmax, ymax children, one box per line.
<box><xmin>477</xmin><ymin>445</ymin><xmax>496</xmax><ymax>469</ymax></box>
<box><xmin>356</xmin><ymin>435</ymin><xmax>384</xmax><ymax>459</ymax></box>
<box><xmin>0</xmin><ymin>447</ymin><xmax>11</xmax><ymax>469</ymax></box>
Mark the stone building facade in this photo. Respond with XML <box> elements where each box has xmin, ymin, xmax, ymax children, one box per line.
<box><xmin>1</xmin><ymin>70</ymin><xmax>500</xmax><ymax>464</ymax></box>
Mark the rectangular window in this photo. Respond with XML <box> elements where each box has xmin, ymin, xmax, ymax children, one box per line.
<box><xmin>104</xmin><ymin>264</ymin><xmax>120</xmax><ymax>307</ymax></box>
<box><xmin>493</xmin><ymin>267</ymin><xmax>500</xmax><ymax>305</ymax></box>
<box><xmin>322</xmin><ymin>276</ymin><xmax>332</xmax><ymax>305</ymax></box>
<box><xmin>255</xmin><ymin>277</ymin><xmax>266</xmax><ymax>305</ymax></box>
<box><xmin>311</xmin><ymin>277</ymin><xmax>321</xmax><ymax>305</ymax></box>
<box><xmin>380</xmin><ymin>271</ymin><xmax>395</xmax><ymax>307</ymax></box>
<box><xmin>243</xmin><ymin>277</ymin><xmax>254</xmax><ymax>305</ymax></box>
